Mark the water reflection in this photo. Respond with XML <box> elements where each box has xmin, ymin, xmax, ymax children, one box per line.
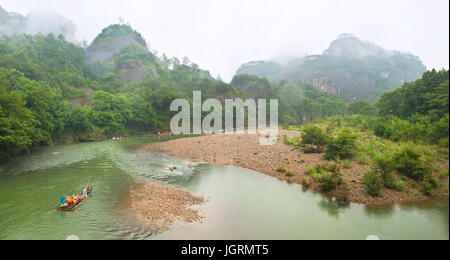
<box><xmin>318</xmin><ymin>198</ymin><xmax>350</xmax><ymax>218</ymax></box>
<box><xmin>363</xmin><ymin>204</ymin><xmax>397</xmax><ymax>219</ymax></box>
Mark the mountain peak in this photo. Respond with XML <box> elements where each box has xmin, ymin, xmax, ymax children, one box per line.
<box><xmin>86</xmin><ymin>24</ymin><xmax>148</xmax><ymax>65</ymax></box>
<box><xmin>235</xmin><ymin>33</ymin><xmax>426</xmax><ymax>102</ymax></box>
<box><xmin>0</xmin><ymin>5</ymin><xmax>8</xmax><ymax>17</ymax></box>
<box><xmin>91</xmin><ymin>24</ymin><xmax>147</xmax><ymax>48</ymax></box>
<box><xmin>323</xmin><ymin>34</ymin><xmax>388</xmax><ymax>58</ymax></box>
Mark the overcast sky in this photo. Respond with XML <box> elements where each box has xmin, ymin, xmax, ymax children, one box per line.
<box><xmin>1</xmin><ymin>0</ymin><xmax>449</xmax><ymax>81</ymax></box>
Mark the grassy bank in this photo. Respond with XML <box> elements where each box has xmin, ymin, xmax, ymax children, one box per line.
<box><xmin>285</xmin><ymin>119</ymin><xmax>449</xmax><ymax>201</ymax></box>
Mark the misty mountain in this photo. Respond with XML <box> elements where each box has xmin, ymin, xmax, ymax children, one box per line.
<box><xmin>85</xmin><ymin>24</ymin><xmax>160</xmax><ymax>82</ymax></box>
<box><xmin>231</xmin><ymin>74</ymin><xmax>272</xmax><ymax>99</ymax></box>
<box><xmin>0</xmin><ymin>6</ymin><xmax>77</xmax><ymax>43</ymax></box>
<box><xmin>236</xmin><ymin>34</ymin><xmax>427</xmax><ymax>102</ymax></box>
<box><xmin>86</xmin><ymin>24</ymin><xmax>216</xmax><ymax>84</ymax></box>
<box><xmin>234</xmin><ymin>61</ymin><xmax>284</xmax><ymax>83</ymax></box>
<box><xmin>86</xmin><ymin>24</ymin><xmax>149</xmax><ymax>64</ymax></box>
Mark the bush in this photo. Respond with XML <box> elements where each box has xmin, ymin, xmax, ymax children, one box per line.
<box><xmin>343</xmin><ymin>160</ymin><xmax>352</xmax><ymax>169</ymax></box>
<box><xmin>356</xmin><ymin>153</ymin><xmax>369</xmax><ymax>165</ymax></box>
<box><xmin>322</xmin><ymin>161</ymin><xmax>340</xmax><ymax>174</ymax></box>
<box><xmin>438</xmin><ymin>137</ymin><xmax>449</xmax><ymax>148</ymax></box>
<box><xmin>283</xmin><ymin>135</ymin><xmax>299</xmax><ymax>146</ymax></box>
<box><xmin>392</xmin><ymin>146</ymin><xmax>432</xmax><ymax>181</ymax></box>
<box><xmin>312</xmin><ymin>172</ymin><xmax>322</xmax><ymax>182</ymax></box>
<box><xmin>286</xmin><ymin>170</ymin><xmax>294</xmax><ymax>177</ymax></box>
<box><xmin>325</xmin><ymin>129</ymin><xmax>357</xmax><ymax>160</ymax></box>
<box><xmin>319</xmin><ymin>171</ymin><xmax>343</xmax><ymax>192</ymax></box>
<box><xmin>336</xmin><ymin>189</ymin><xmax>350</xmax><ymax>205</ymax></box>
<box><xmin>308</xmin><ymin>163</ymin><xmax>343</xmax><ymax>191</ymax></box>
<box><xmin>305</xmin><ymin>166</ymin><xmax>317</xmax><ymax>175</ymax></box>
<box><xmin>302</xmin><ymin>177</ymin><xmax>310</xmax><ymax>186</ymax></box>
<box><xmin>372</xmin><ymin>154</ymin><xmax>396</xmax><ymax>189</ymax></box>
<box><xmin>393</xmin><ymin>180</ymin><xmax>405</xmax><ymax>191</ymax></box>
<box><xmin>300</xmin><ymin>125</ymin><xmax>329</xmax><ymax>153</ymax></box>
<box><xmin>362</xmin><ymin>171</ymin><xmax>384</xmax><ymax>197</ymax></box>
<box><xmin>276</xmin><ymin>166</ymin><xmax>286</xmax><ymax>173</ymax></box>
<box><xmin>422</xmin><ymin>183</ymin><xmax>433</xmax><ymax>196</ymax></box>
<box><xmin>428</xmin><ymin>176</ymin><xmax>440</xmax><ymax>189</ymax></box>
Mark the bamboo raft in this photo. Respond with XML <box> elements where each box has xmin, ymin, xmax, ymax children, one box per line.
<box><xmin>57</xmin><ymin>187</ymin><xmax>93</xmax><ymax>212</ymax></box>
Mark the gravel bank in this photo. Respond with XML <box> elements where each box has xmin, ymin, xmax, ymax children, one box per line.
<box><xmin>143</xmin><ymin>130</ymin><xmax>449</xmax><ymax>205</ymax></box>
<box><xmin>123</xmin><ymin>182</ymin><xmax>204</xmax><ymax>231</ymax></box>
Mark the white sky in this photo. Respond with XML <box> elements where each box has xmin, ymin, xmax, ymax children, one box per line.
<box><xmin>1</xmin><ymin>0</ymin><xmax>449</xmax><ymax>81</ymax></box>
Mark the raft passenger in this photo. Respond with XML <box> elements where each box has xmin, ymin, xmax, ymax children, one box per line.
<box><xmin>60</xmin><ymin>195</ymin><xmax>67</xmax><ymax>207</ymax></box>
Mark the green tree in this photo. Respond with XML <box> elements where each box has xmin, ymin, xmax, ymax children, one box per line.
<box><xmin>362</xmin><ymin>171</ymin><xmax>384</xmax><ymax>197</ymax></box>
<box><xmin>69</xmin><ymin>105</ymin><xmax>94</xmax><ymax>134</ymax></box>
<box><xmin>0</xmin><ymin>84</ymin><xmax>34</xmax><ymax>159</ymax></box>
<box><xmin>349</xmin><ymin>100</ymin><xmax>377</xmax><ymax>116</ymax></box>
<box><xmin>378</xmin><ymin>69</ymin><xmax>449</xmax><ymax>118</ymax></box>
<box><xmin>300</xmin><ymin>125</ymin><xmax>329</xmax><ymax>153</ymax></box>
<box><xmin>92</xmin><ymin>91</ymin><xmax>131</xmax><ymax>135</ymax></box>
<box><xmin>325</xmin><ymin>129</ymin><xmax>357</xmax><ymax>160</ymax></box>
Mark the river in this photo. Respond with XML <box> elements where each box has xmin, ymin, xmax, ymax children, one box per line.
<box><xmin>0</xmin><ymin>137</ymin><xmax>448</xmax><ymax>240</ymax></box>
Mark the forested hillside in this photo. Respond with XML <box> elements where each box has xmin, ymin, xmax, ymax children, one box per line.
<box><xmin>232</xmin><ymin>73</ymin><xmax>348</xmax><ymax>124</ymax></box>
<box><xmin>0</xmin><ymin>23</ymin><xmax>240</xmax><ymax>160</ymax></box>
<box><xmin>236</xmin><ymin>34</ymin><xmax>427</xmax><ymax>102</ymax></box>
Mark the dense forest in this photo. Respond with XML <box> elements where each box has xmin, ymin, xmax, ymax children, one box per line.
<box><xmin>341</xmin><ymin>69</ymin><xmax>449</xmax><ymax>146</ymax></box>
<box><xmin>0</xmin><ymin>25</ymin><xmax>239</xmax><ymax>160</ymax></box>
<box><xmin>0</xmin><ymin>22</ymin><xmax>448</xmax><ymax>162</ymax></box>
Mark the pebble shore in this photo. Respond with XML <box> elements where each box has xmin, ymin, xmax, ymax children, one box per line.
<box><xmin>123</xmin><ymin>182</ymin><xmax>204</xmax><ymax>231</ymax></box>
<box><xmin>143</xmin><ymin>130</ymin><xmax>449</xmax><ymax>205</ymax></box>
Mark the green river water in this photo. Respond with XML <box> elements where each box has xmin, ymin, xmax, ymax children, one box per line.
<box><xmin>0</xmin><ymin>137</ymin><xmax>448</xmax><ymax>240</ymax></box>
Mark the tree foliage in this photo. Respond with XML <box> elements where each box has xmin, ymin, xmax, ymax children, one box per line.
<box><xmin>378</xmin><ymin>69</ymin><xmax>449</xmax><ymax>118</ymax></box>
<box><xmin>300</xmin><ymin>125</ymin><xmax>329</xmax><ymax>153</ymax></box>
<box><xmin>325</xmin><ymin>128</ymin><xmax>357</xmax><ymax>160</ymax></box>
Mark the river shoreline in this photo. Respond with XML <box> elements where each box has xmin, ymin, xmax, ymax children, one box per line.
<box><xmin>0</xmin><ymin>135</ymin><xmax>447</xmax><ymax>239</ymax></box>
<box><xmin>121</xmin><ymin>181</ymin><xmax>205</xmax><ymax>231</ymax></box>
<box><xmin>142</xmin><ymin>130</ymin><xmax>449</xmax><ymax>206</ymax></box>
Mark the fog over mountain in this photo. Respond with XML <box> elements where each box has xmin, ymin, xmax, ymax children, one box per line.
<box><xmin>236</xmin><ymin>34</ymin><xmax>427</xmax><ymax>102</ymax></box>
<box><xmin>0</xmin><ymin>6</ymin><xmax>77</xmax><ymax>43</ymax></box>
<box><xmin>0</xmin><ymin>3</ymin><xmax>433</xmax><ymax>102</ymax></box>
<box><xmin>0</xmin><ymin>0</ymin><xmax>448</xmax><ymax>82</ymax></box>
